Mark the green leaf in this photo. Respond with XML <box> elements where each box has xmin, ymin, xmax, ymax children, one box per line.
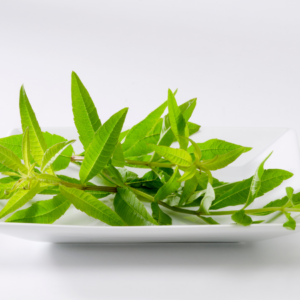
<box><xmin>101</xmin><ymin>163</ymin><xmax>126</xmax><ymax>187</ymax></box>
<box><xmin>0</xmin><ymin>144</ymin><xmax>27</xmax><ymax>174</ymax></box>
<box><xmin>151</xmin><ymin>202</ymin><xmax>172</xmax><ymax>225</ymax></box>
<box><xmin>187</xmin><ymin>122</ymin><xmax>201</xmax><ymax>136</ymax></box>
<box><xmin>179</xmin><ymin>176</ymin><xmax>198</xmax><ymax>206</ymax></box>
<box><xmin>125</xmin><ymin>155</ymin><xmax>152</xmax><ymax>168</ymax></box>
<box><xmin>71</xmin><ymin>71</ymin><xmax>101</xmax><ymax>149</ymax></box>
<box><xmin>41</xmin><ymin>140</ymin><xmax>75</xmax><ymax>173</ymax></box>
<box><xmin>60</xmin><ymin>186</ymin><xmax>125</xmax><ymax>226</ymax></box>
<box><xmin>127</xmin><ymin>171</ymin><xmax>163</xmax><ymax>189</ymax></box>
<box><xmin>114</xmin><ymin>187</ymin><xmax>157</xmax><ymax>226</ymax></box>
<box><xmin>154</xmin><ymin>167</ymin><xmax>181</xmax><ymax>202</ymax></box>
<box><xmin>112</xmin><ymin>143</ymin><xmax>125</xmax><ymax>167</ymax></box>
<box><xmin>199</xmin><ymin>182</ymin><xmax>215</xmax><ymax>214</ymax></box>
<box><xmin>0</xmin><ymin>132</ymin><xmax>74</xmax><ymax>172</ymax></box>
<box><xmin>80</xmin><ymin>108</ymin><xmax>128</xmax><ymax>183</ymax></box>
<box><xmin>6</xmin><ymin>194</ymin><xmax>71</xmax><ymax>224</ymax></box>
<box><xmin>0</xmin><ymin>183</ymin><xmax>42</xmax><ymax>219</ymax></box>
<box><xmin>178</xmin><ymin>164</ymin><xmax>197</xmax><ymax>182</ymax></box>
<box><xmin>244</xmin><ymin>152</ymin><xmax>272</xmax><ymax>208</ymax></box>
<box><xmin>283</xmin><ymin>212</ymin><xmax>296</xmax><ymax>230</ymax></box>
<box><xmin>19</xmin><ymin>86</ymin><xmax>48</xmax><ymax>168</ymax></box>
<box><xmin>167</xmin><ymin>89</ymin><xmax>188</xmax><ymax>150</ymax></box>
<box><xmin>22</xmin><ymin>128</ymin><xmax>30</xmax><ymax>169</ymax></box>
<box><xmin>231</xmin><ymin>210</ymin><xmax>252</xmax><ymax>226</ymax></box>
<box><xmin>148</xmin><ymin>144</ymin><xmax>192</xmax><ymax>167</ymax></box>
<box><xmin>184</xmin><ymin>137</ymin><xmax>202</xmax><ymax>161</ymax></box>
<box><xmin>188</xmin><ymin>139</ymin><xmax>252</xmax><ymax>160</ymax></box>
<box><xmin>123</xmin><ymin>134</ymin><xmax>160</xmax><ymax>158</ymax></box>
<box><xmin>211</xmin><ymin>169</ymin><xmax>293</xmax><ymax>210</ymax></box>
<box><xmin>122</xmin><ymin>101</ymin><xmax>167</xmax><ymax>152</ymax></box>
<box><xmin>43</xmin><ymin>132</ymin><xmax>74</xmax><ymax>171</ymax></box>
<box><xmin>286</xmin><ymin>187</ymin><xmax>294</xmax><ymax>205</ymax></box>
<box><xmin>117</xmin><ymin>168</ymin><xmax>138</xmax><ymax>183</ymax></box>
<box><xmin>201</xmin><ymin>147</ymin><xmax>246</xmax><ymax>171</ymax></box>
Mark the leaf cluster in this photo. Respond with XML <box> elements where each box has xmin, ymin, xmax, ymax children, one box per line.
<box><xmin>0</xmin><ymin>72</ymin><xmax>297</xmax><ymax>230</ymax></box>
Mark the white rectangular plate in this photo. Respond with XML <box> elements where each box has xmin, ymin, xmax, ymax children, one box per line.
<box><xmin>1</xmin><ymin>126</ymin><xmax>300</xmax><ymax>243</ymax></box>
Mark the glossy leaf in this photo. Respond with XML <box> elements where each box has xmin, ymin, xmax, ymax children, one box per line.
<box><xmin>154</xmin><ymin>167</ymin><xmax>181</xmax><ymax>202</ymax></box>
<box><xmin>0</xmin><ymin>183</ymin><xmax>41</xmax><ymax>219</ymax></box>
<box><xmin>19</xmin><ymin>86</ymin><xmax>48</xmax><ymax>168</ymax></box>
<box><xmin>6</xmin><ymin>194</ymin><xmax>71</xmax><ymax>224</ymax></box>
<box><xmin>151</xmin><ymin>202</ymin><xmax>172</xmax><ymax>225</ymax></box>
<box><xmin>211</xmin><ymin>169</ymin><xmax>293</xmax><ymax>210</ymax></box>
<box><xmin>80</xmin><ymin>108</ymin><xmax>128</xmax><ymax>183</ymax></box>
<box><xmin>122</xmin><ymin>101</ymin><xmax>167</xmax><ymax>152</ymax></box>
<box><xmin>148</xmin><ymin>144</ymin><xmax>192</xmax><ymax>167</ymax></box>
<box><xmin>22</xmin><ymin>128</ymin><xmax>30</xmax><ymax>169</ymax></box>
<box><xmin>188</xmin><ymin>139</ymin><xmax>252</xmax><ymax>160</ymax></box>
<box><xmin>244</xmin><ymin>152</ymin><xmax>272</xmax><ymax>208</ymax></box>
<box><xmin>114</xmin><ymin>187</ymin><xmax>157</xmax><ymax>226</ymax></box>
<box><xmin>41</xmin><ymin>140</ymin><xmax>75</xmax><ymax>173</ymax></box>
<box><xmin>0</xmin><ymin>144</ymin><xmax>27</xmax><ymax>174</ymax></box>
<box><xmin>201</xmin><ymin>147</ymin><xmax>246</xmax><ymax>171</ymax></box>
<box><xmin>231</xmin><ymin>209</ymin><xmax>252</xmax><ymax>226</ymax></box>
<box><xmin>167</xmin><ymin>89</ymin><xmax>188</xmax><ymax>149</ymax></box>
<box><xmin>60</xmin><ymin>186</ymin><xmax>125</xmax><ymax>226</ymax></box>
<box><xmin>71</xmin><ymin>71</ymin><xmax>101</xmax><ymax>149</ymax></box>
<box><xmin>199</xmin><ymin>182</ymin><xmax>215</xmax><ymax>214</ymax></box>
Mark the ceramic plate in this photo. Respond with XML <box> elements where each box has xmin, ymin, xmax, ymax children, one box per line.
<box><xmin>0</xmin><ymin>126</ymin><xmax>300</xmax><ymax>243</ymax></box>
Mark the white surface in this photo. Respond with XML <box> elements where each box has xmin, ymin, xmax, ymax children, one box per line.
<box><xmin>1</xmin><ymin>0</ymin><xmax>300</xmax><ymax>299</ymax></box>
<box><xmin>1</xmin><ymin>126</ymin><xmax>299</xmax><ymax>243</ymax></box>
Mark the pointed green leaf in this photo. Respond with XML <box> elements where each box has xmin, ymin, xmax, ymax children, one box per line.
<box><xmin>151</xmin><ymin>202</ymin><xmax>172</xmax><ymax>225</ymax></box>
<box><xmin>199</xmin><ymin>182</ymin><xmax>215</xmax><ymax>214</ymax></box>
<box><xmin>148</xmin><ymin>144</ymin><xmax>192</xmax><ymax>167</ymax></box>
<box><xmin>179</xmin><ymin>176</ymin><xmax>198</xmax><ymax>206</ymax></box>
<box><xmin>283</xmin><ymin>212</ymin><xmax>296</xmax><ymax>230</ymax></box>
<box><xmin>178</xmin><ymin>164</ymin><xmax>197</xmax><ymax>182</ymax></box>
<box><xmin>22</xmin><ymin>128</ymin><xmax>30</xmax><ymax>169</ymax></box>
<box><xmin>6</xmin><ymin>194</ymin><xmax>71</xmax><ymax>224</ymax></box>
<box><xmin>112</xmin><ymin>143</ymin><xmax>125</xmax><ymax>167</ymax></box>
<box><xmin>286</xmin><ymin>187</ymin><xmax>294</xmax><ymax>205</ymax></box>
<box><xmin>114</xmin><ymin>187</ymin><xmax>157</xmax><ymax>226</ymax></box>
<box><xmin>167</xmin><ymin>89</ymin><xmax>188</xmax><ymax>149</ymax></box>
<box><xmin>188</xmin><ymin>139</ymin><xmax>252</xmax><ymax>160</ymax></box>
<box><xmin>244</xmin><ymin>152</ymin><xmax>272</xmax><ymax>209</ymax></box>
<box><xmin>101</xmin><ymin>163</ymin><xmax>126</xmax><ymax>187</ymax></box>
<box><xmin>0</xmin><ymin>144</ymin><xmax>27</xmax><ymax>174</ymax></box>
<box><xmin>211</xmin><ymin>169</ymin><xmax>293</xmax><ymax>210</ymax></box>
<box><xmin>154</xmin><ymin>167</ymin><xmax>181</xmax><ymax>202</ymax></box>
<box><xmin>71</xmin><ymin>71</ymin><xmax>101</xmax><ymax>149</ymax></box>
<box><xmin>0</xmin><ymin>183</ymin><xmax>41</xmax><ymax>219</ymax></box>
<box><xmin>253</xmin><ymin>196</ymin><xmax>289</xmax><ymax>216</ymax></box>
<box><xmin>19</xmin><ymin>86</ymin><xmax>48</xmax><ymax>167</ymax></box>
<box><xmin>41</xmin><ymin>140</ymin><xmax>75</xmax><ymax>173</ymax></box>
<box><xmin>80</xmin><ymin>108</ymin><xmax>128</xmax><ymax>183</ymax></box>
<box><xmin>232</xmin><ymin>209</ymin><xmax>252</xmax><ymax>226</ymax></box>
<box><xmin>123</xmin><ymin>134</ymin><xmax>160</xmax><ymax>158</ymax></box>
<box><xmin>122</xmin><ymin>101</ymin><xmax>167</xmax><ymax>152</ymax></box>
<box><xmin>184</xmin><ymin>137</ymin><xmax>202</xmax><ymax>161</ymax></box>
<box><xmin>201</xmin><ymin>147</ymin><xmax>246</xmax><ymax>171</ymax></box>
<box><xmin>60</xmin><ymin>186</ymin><xmax>125</xmax><ymax>226</ymax></box>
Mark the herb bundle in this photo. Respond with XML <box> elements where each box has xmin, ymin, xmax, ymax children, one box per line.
<box><xmin>0</xmin><ymin>72</ymin><xmax>298</xmax><ymax>230</ymax></box>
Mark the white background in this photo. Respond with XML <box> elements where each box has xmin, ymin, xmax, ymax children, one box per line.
<box><xmin>1</xmin><ymin>0</ymin><xmax>300</xmax><ymax>299</ymax></box>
